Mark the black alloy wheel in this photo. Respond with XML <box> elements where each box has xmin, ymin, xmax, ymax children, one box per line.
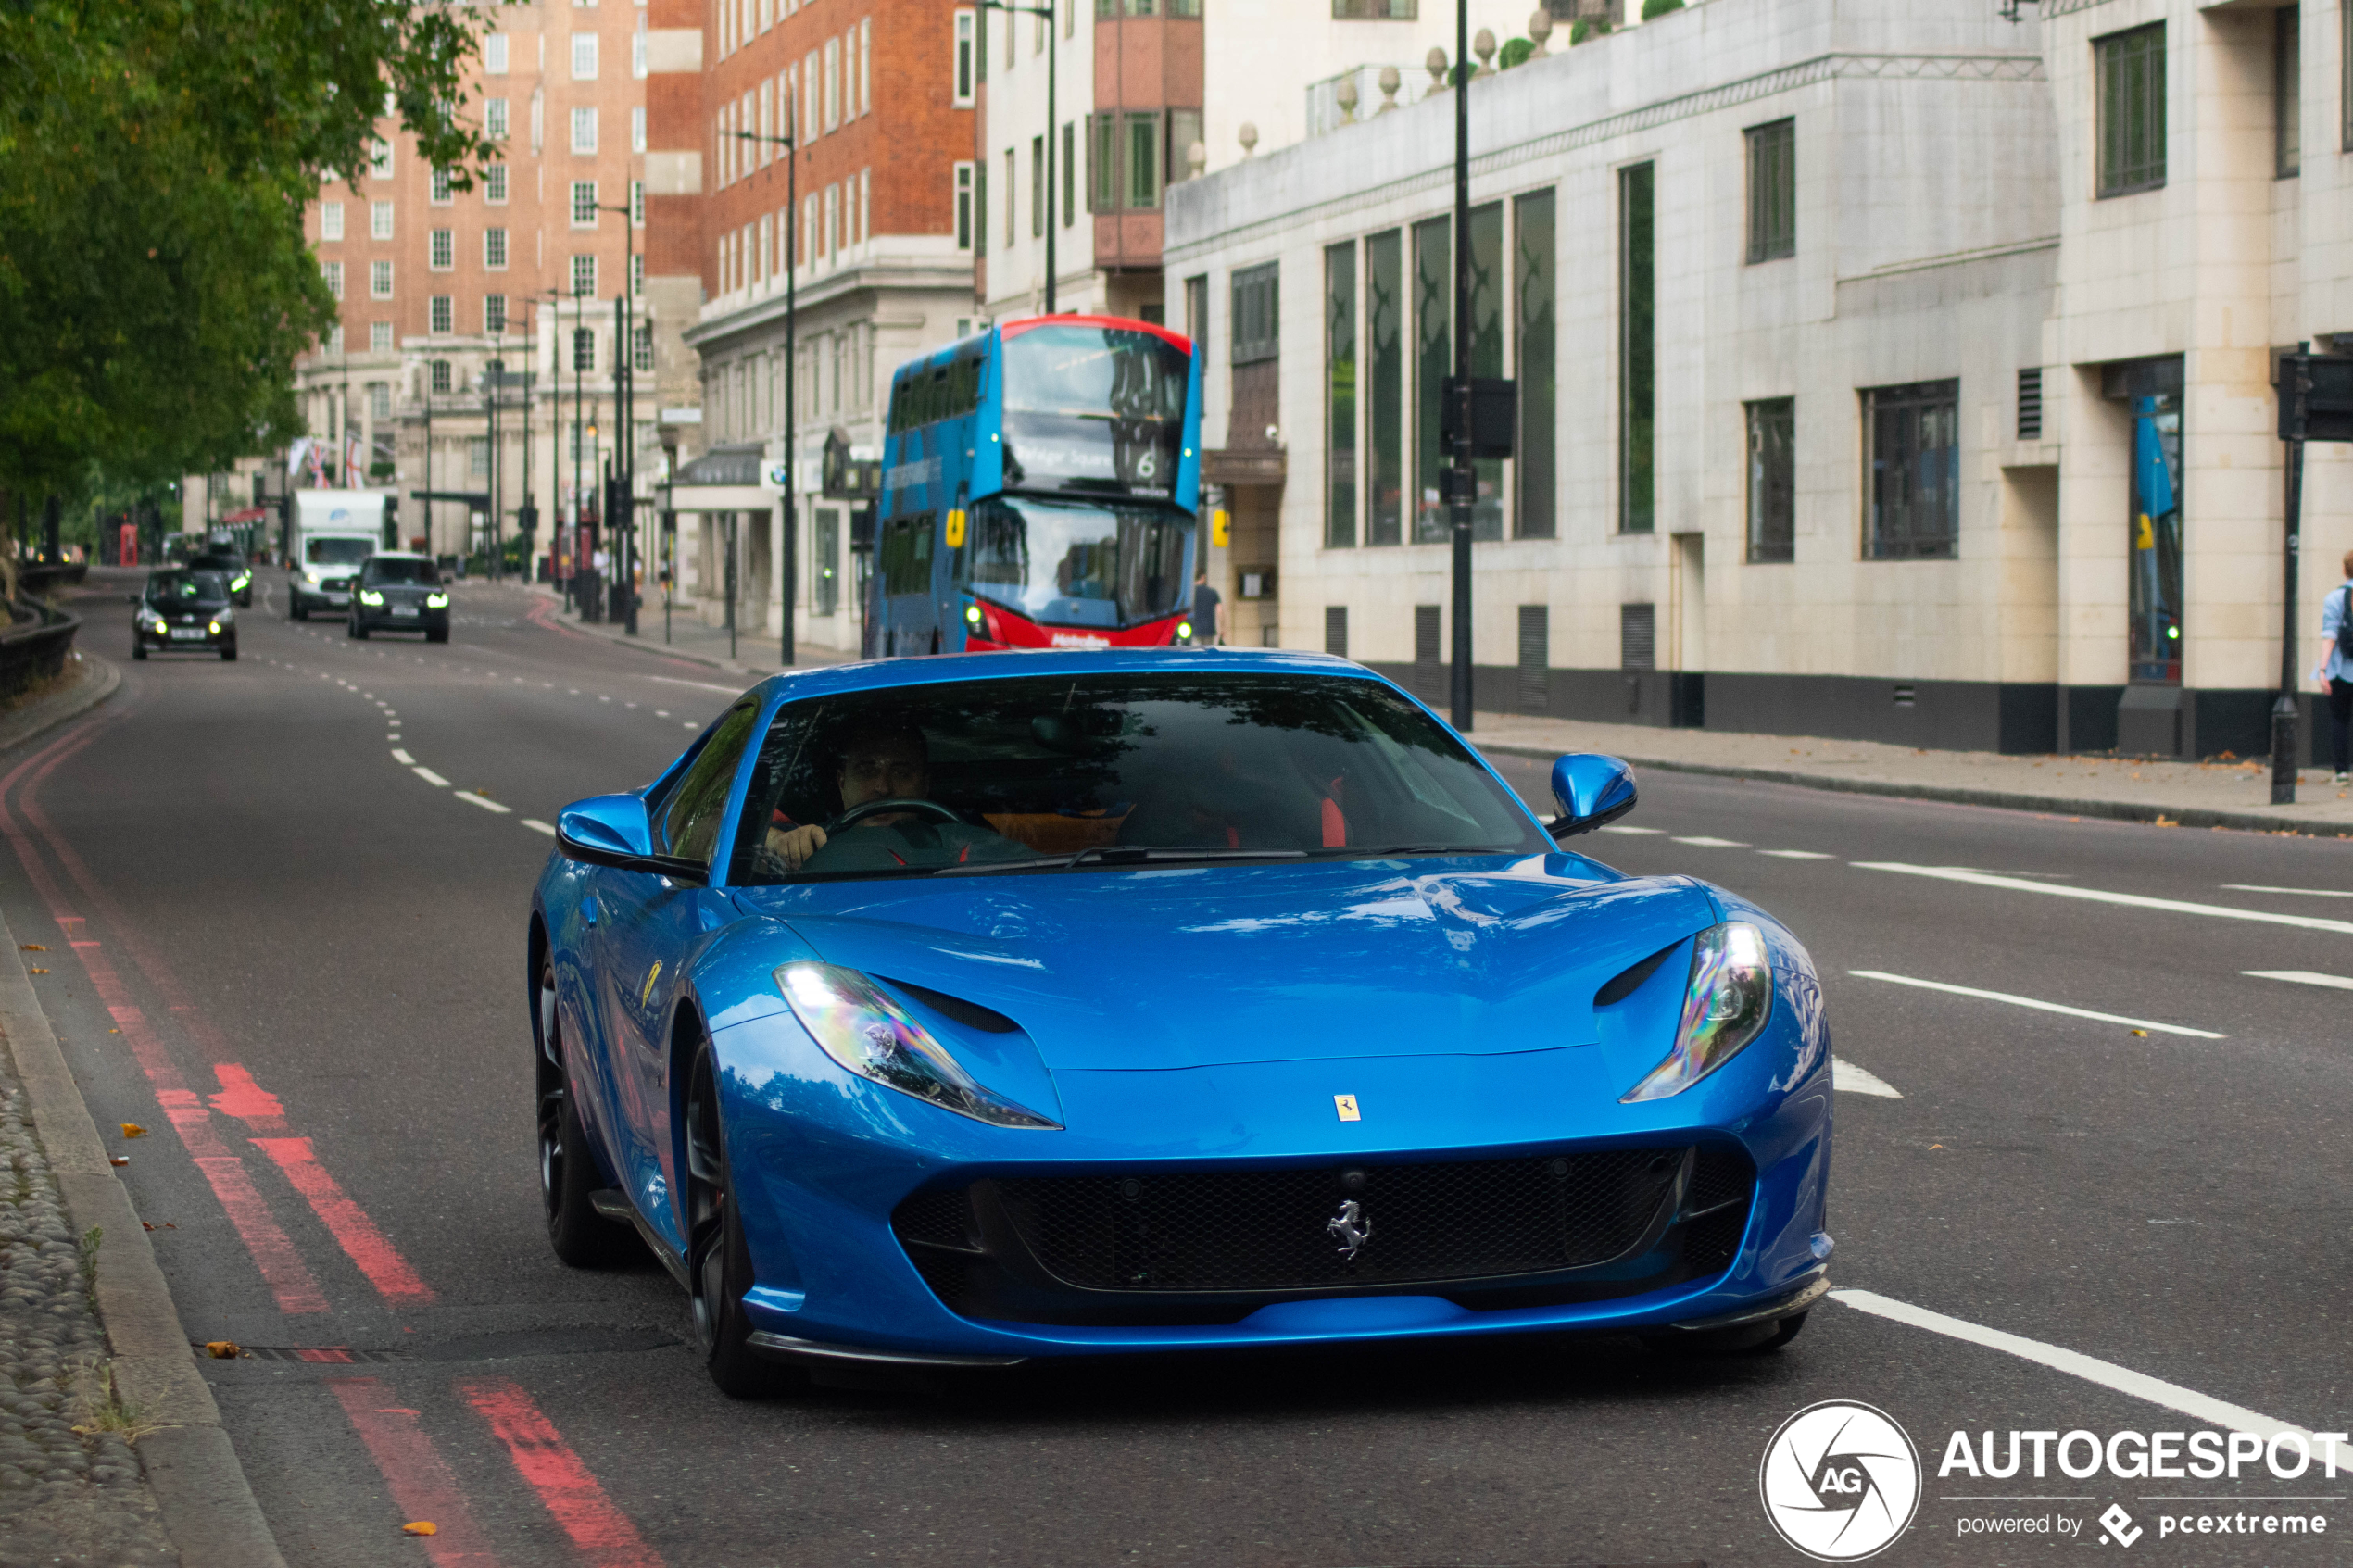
<box><xmin>536</xmin><ymin>955</ymin><xmax>635</xmax><ymax>1267</ymax></box>
<box><xmin>220</xmin><ymin>641</ymin><xmax>237</xmax><ymax>662</ymax></box>
<box><xmin>132</xmin><ymin>639</ymin><xmax>146</xmax><ymax>660</ymax></box>
<box><xmin>685</xmin><ymin>1042</ymin><xmax>799</xmax><ymax>1399</ymax></box>
<box><xmin>426</xmin><ymin>626</ymin><xmax>448</xmax><ymax>645</ymax></box>
<box><xmin>290</xmin><ymin>596</ymin><xmax>307</xmax><ymax>621</ymax></box>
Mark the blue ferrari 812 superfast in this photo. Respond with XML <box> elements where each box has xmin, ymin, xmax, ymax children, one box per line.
<box><xmin>527</xmin><ymin>649</ymin><xmax>1831</xmax><ymax>1396</ymax></box>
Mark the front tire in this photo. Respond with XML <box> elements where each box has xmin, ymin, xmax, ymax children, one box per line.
<box><xmin>536</xmin><ymin>956</ymin><xmax>636</xmax><ymax>1268</ymax></box>
<box><xmin>291</xmin><ymin>596</ymin><xmax>307</xmax><ymax>621</ymax></box>
<box><xmin>220</xmin><ymin>643</ymin><xmax>237</xmax><ymax>661</ymax></box>
<box><xmin>132</xmin><ymin>641</ymin><xmax>146</xmax><ymax>661</ymax></box>
<box><xmin>685</xmin><ymin>1042</ymin><xmax>799</xmax><ymax>1399</ymax></box>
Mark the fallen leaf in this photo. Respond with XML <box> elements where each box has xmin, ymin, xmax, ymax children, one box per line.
<box><xmin>204</xmin><ymin>1341</ymin><xmax>241</xmax><ymax>1359</ymax></box>
<box><xmin>19</xmin><ymin>944</ymin><xmax>44</xmax><ymax>951</ymax></box>
<box><xmin>109</xmin><ymin>1156</ymin><xmax>130</xmax><ymax>1166</ymax></box>
<box><xmin>28</xmin><ymin>968</ymin><xmax>47</xmax><ymax>974</ymax></box>
<box><xmin>2130</xmin><ymin>1028</ymin><xmax>2149</xmax><ymax>1037</ymax></box>
<box><xmin>1928</xmin><ymin>1143</ymin><xmax>1944</xmax><ymax>1150</ymax></box>
<box><xmin>402</xmin><ymin>1522</ymin><xmax>438</xmax><ymax>1537</ymax></box>
<box><xmin>120</xmin><ymin>1123</ymin><xmax>146</xmax><ymax>1138</ymax></box>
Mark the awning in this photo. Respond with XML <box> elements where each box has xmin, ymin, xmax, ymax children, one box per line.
<box><xmin>219</xmin><ymin>506</ymin><xmax>268</xmax><ymax>523</ymax></box>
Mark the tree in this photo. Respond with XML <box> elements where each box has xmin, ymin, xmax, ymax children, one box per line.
<box><xmin>0</xmin><ymin>0</ymin><xmax>493</xmax><ymax>505</ymax></box>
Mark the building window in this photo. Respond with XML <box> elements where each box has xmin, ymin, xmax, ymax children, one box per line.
<box><xmin>814</xmin><ymin>508</ymin><xmax>840</xmax><ymax>615</ymax></box>
<box><xmin>1514</xmin><ymin>188</ymin><xmax>1554</xmax><ymax>540</ymax></box>
<box><xmin>2017</xmin><ymin>367</ymin><xmax>2043</xmax><ymax>440</ymax></box>
<box><xmin>430</xmin><ymin>168</ymin><xmax>453</xmax><ymax>205</ymax></box>
<box><xmin>1062</xmin><ymin>121</ymin><xmax>1076</xmax><ymax>226</ymax></box>
<box><xmin>572</xmin><ymin>32</ymin><xmax>598</xmax><ymax>79</ymax></box>
<box><xmin>572</xmin><ymin>181</ymin><xmax>599</xmax><ymax>227</ymax></box>
<box><xmin>470</xmin><ymin>437</ymin><xmax>490</xmax><ymax>478</ymax></box>
<box><xmin>1003</xmin><ymin>147</ymin><xmax>1015</xmax><ymax>245</ymax></box>
<box><xmin>1324</xmin><ymin>607</ymin><xmax>1349</xmax><ymax>658</ymax></box>
<box><xmin>1466</xmin><ymin>200</ymin><xmax>1503</xmax><ymax>542</ymax></box>
<box><xmin>1167</xmin><ymin>109</ymin><xmax>1202</xmax><ymax>187</ymax></box>
<box><xmin>825</xmin><ymin>36</ymin><xmax>842</xmax><ymax>130</ymax></box>
<box><xmin>975</xmin><ymin>157</ymin><xmax>988</xmax><ymax>257</ymax></box>
<box><xmin>634</xmin><ymin>24</ymin><xmax>648</xmax><ymax>76</ymax></box>
<box><xmin>1411</xmin><ymin>213</ymin><xmax>1449</xmax><ymax>543</ymax></box>
<box><xmin>369</xmin><ymin>139</ymin><xmax>393</xmax><ymax>179</ymax></box>
<box><xmin>486</xmin><ymin>99</ymin><xmax>510</xmax><ymax>141</ymax></box>
<box><xmin>1744</xmin><ymin>398</ymin><xmax>1795</xmax><ymax>563</ymax></box>
<box><xmin>1865</xmin><ymin>379</ymin><xmax>1961</xmax><ymax>560</ymax></box>
<box><xmin>954</xmin><ymin>9</ymin><xmax>976</xmax><ymax>104</ymax></box>
<box><xmin>484</xmin><ymin>31</ymin><xmax>509</xmax><ymax>72</ymax></box>
<box><xmin>1031</xmin><ymin>135</ymin><xmax>1045</xmax><ymax>236</ymax></box>
<box><xmin>860</xmin><ymin>17</ymin><xmax>872</xmax><ymax>113</ymax></box>
<box><xmin>1126</xmin><ymin>111</ymin><xmax>1162</xmax><ymax>208</ymax></box>
<box><xmin>632</xmin><ymin>252</ymin><xmax>644</xmax><ymax>295</ymax></box>
<box><xmin>430</xmin><ymin>360</ymin><xmax>452</xmax><ymax>395</ymax></box>
<box><xmin>633</xmin><ymin>106</ymin><xmax>647</xmax><ymax>154</ymax></box>
<box><xmin>573</xmin><ymin>328</ymin><xmax>597</xmax><ymax>371</ymax></box>
<box><xmin>371</xmin><ymin>259</ymin><xmax>395</xmax><ymax>299</ymax></box>
<box><xmin>370</xmin><ymin>382</ymin><xmax>391</xmax><ymax>420</ymax></box>
<box><xmin>429</xmin><ymin>295</ymin><xmax>454</xmax><ymax>334</ymax></box>
<box><xmin>1620</xmin><ymin>604</ymin><xmax>1656</xmax><ymax>671</ymax></box>
<box><xmin>484</xmin><ymin>163</ymin><xmax>509</xmax><ymax>203</ymax></box>
<box><xmin>2278</xmin><ymin>6</ymin><xmax>2301</xmax><ymax>178</ymax></box>
<box><xmin>572</xmin><ymin>107</ymin><xmax>598</xmax><ymax>154</ymax></box>
<box><xmin>328</xmin><ymin>324</ymin><xmax>344</xmax><ymax>354</ymax></box>
<box><xmin>320</xmin><ymin>201</ymin><xmax>344</xmax><ymax>242</ymax></box>
<box><xmin>484</xmin><ymin>228</ymin><xmax>508</xmax><ymax>269</ymax></box>
<box><xmin>1744</xmin><ymin>118</ymin><xmax>1794</xmax><ymax>263</ymax></box>
<box><xmin>1333</xmin><ymin>0</ymin><xmax>1414</xmax><ymax>13</ymax></box>
<box><xmin>1184</xmin><ymin>273</ymin><xmax>1207</xmax><ymax>345</ymax></box>
<box><xmin>1231</xmin><ymin>262</ymin><xmax>1278</xmax><ymax>366</ymax></box>
<box><xmin>1325</xmin><ymin>243</ymin><xmax>1356</xmax><ymax>548</ymax></box>
<box><xmin>484</xmin><ymin>295</ymin><xmax>508</xmax><ymax>333</ymax></box>
<box><xmin>954</xmin><ymin>161</ymin><xmax>975</xmax><ymax>250</ymax></box>
<box><xmin>371</xmin><ymin>320</ymin><xmax>393</xmax><ymax>352</ymax></box>
<box><xmin>2096</xmin><ymin>23</ymin><xmax>2166</xmax><ymax>196</ymax></box>
<box><xmin>1618</xmin><ymin>161</ymin><xmax>1655</xmax><ymax>534</ymax></box>
<box><xmin>371</xmin><ymin>200</ymin><xmax>395</xmax><ymax>240</ymax></box>
<box><xmin>633</xmin><ymin>320</ymin><xmax>653</xmax><ymax>372</ymax></box>
<box><xmin>630</xmin><ymin>180</ymin><xmax>644</xmax><ymax>227</ymax></box>
<box><xmin>1516</xmin><ymin>606</ymin><xmax>1549</xmax><ymax>713</ymax></box>
<box><xmin>429</xmin><ymin>228</ymin><xmax>454</xmax><ymax>270</ymax></box>
<box><xmin>1365</xmin><ymin>229</ymin><xmax>1403</xmax><ymax>546</ymax></box>
<box><xmin>572</xmin><ymin>254</ymin><xmax>598</xmax><ymax>296</ymax></box>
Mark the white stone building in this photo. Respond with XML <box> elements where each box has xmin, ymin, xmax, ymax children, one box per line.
<box><xmin>1167</xmin><ymin>0</ymin><xmax>2347</xmax><ymax>759</ymax></box>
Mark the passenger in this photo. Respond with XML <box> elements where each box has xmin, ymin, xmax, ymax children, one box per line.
<box><xmin>766</xmin><ymin>721</ymin><xmax>1028</xmax><ymax>872</ymax></box>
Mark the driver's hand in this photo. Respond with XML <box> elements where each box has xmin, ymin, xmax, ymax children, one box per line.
<box><xmin>766</xmin><ymin>823</ymin><xmax>829</xmax><ymax>870</ymax></box>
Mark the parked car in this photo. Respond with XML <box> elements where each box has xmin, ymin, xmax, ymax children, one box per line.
<box><xmin>528</xmin><ymin>651</ymin><xmax>1832</xmax><ymax>1397</ymax></box>
<box><xmin>131</xmin><ymin>570</ymin><xmax>236</xmax><ymax>660</ymax></box>
<box><xmin>185</xmin><ymin>547</ymin><xmax>254</xmax><ymax>608</ymax></box>
<box><xmin>346</xmin><ymin>553</ymin><xmax>450</xmax><ymax>643</ymax></box>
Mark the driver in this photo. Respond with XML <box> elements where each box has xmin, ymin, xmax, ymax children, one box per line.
<box><xmin>765</xmin><ymin>721</ymin><xmax>1028</xmax><ymax>872</ymax></box>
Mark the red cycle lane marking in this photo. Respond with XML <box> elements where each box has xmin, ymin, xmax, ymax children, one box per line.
<box><xmin>251</xmin><ymin>1138</ymin><xmax>436</xmax><ymax>1306</ymax></box>
<box><xmin>327</xmin><ymin>1378</ymin><xmax>505</xmax><ymax>1568</ymax></box>
<box><xmin>207</xmin><ymin>1062</ymin><xmax>287</xmax><ymax>1132</ymax></box>
<box><xmin>458</xmin><ymin>1378</ymin><xmax>667</xmax><ymax>1568</ymax></box>
<box><xmin>0</xmin><ymin>721</ymin><xmax>330</xmax><ymax>1314</ymax></box>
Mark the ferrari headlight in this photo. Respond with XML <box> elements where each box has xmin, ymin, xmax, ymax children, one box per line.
<box><xmin>775</xmin><ymin>962</ymin><xmax>1059</xmax><ymax>1129</ymax></box>
<box><xmin>1620</xmin><ymin>922</ymin><xmax>1774</xmax><ymax>1102</ymax></box>
<box><xmin>426</xmin><ymin>592</ymin><xmax>448</xmax><ymax>608</ymax></box>
<box><xmin>359</xmin><ymin>589</ymin><xmax>384</xmax><ymax>606</ymax></box>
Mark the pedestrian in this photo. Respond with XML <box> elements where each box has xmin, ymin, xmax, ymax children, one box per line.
<box><xmin>1191</xmin><ymin>568</ymin><xmax>1226</xmax><ymax>647</ymax></box>
<box><xmin>2314</xmin><ymin>548</ymin><xmax>2353</xmax><ymax>784</ymax></box>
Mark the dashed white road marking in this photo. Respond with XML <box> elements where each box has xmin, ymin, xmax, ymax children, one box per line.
<box><xmin>1832</xmin><ymin>1059</ymin><xmax>1902</xmax><ymax>1098</ymax></box>
<box><xmin>2223</xmin><ymin>884</ymin><xmax>2353</xmax><ymax>898</ymax></box>
<box><xmin>1598</xmin><ymin>825</ymin><xmax>1662</xmax><ymax>835</ymax></box>
<box><xmin>454</xmin><ymin>791</ymin><xmax>513</xmax><ymax>814</ymax></box>
<box><xmin>655</xmin><ymin>710</ymin><xmax>669</xmax><ymax>718</ymax></box>
<box><xmin>645</xmin><ymin>674</ymin><xmax>747</xmax><ymax>695</ymax></box>
<box><xmin>1849</xmin><ymin>969</ymin><xmax>2225</xmax><ymax>1039</ymax></box>
<box><xmin>411</xmin><ymin>766</ymin><xmax>451</xmax><ymax>787</ymax></box>
<box><xmin>2245</xmin><ymin>970</ymin><xmax>2353</xmax><ymax>993</ymax></box>
<box><xmin>1854</xmin><ymin>862</ymin><xmax>2353</xmax><ymax>937</ymax></box>
<box><xmin>385</xmin><ymin>734</ymin><xmax>401</xmax><ymax>742</ymax></box>
<box><xmin>1672</xmin><ymin>836</ymin><xmax>1750</xmax><ymax>848</ymax></box>
<box><xmin>522</xmin><ymin>819</ymin><xmax>557</xmax><ymax>837</ymax></box>
<box><xmin>1758</xmin><ymin>849</ymin><xmax>1835</xmax><ymax>859</ymax></box>
<box><xmin>683</xmin><ymin>721</ymin><xmax>697</xmax><ymax>729</ymax></box>
<box><xmin>390</xmin><ymin>749</ymin><xmax>415</xmax><ymax>765</ymax></box>
<box><xmin>1831</xmin><ymin>1288</ymin><xmax>2348</xmax><ymax>1463</ymax></box>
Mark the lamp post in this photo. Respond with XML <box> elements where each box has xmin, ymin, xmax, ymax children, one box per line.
<box><xmin>592</xmin><ymin>201</ymin><xmax>641</xmax><ymax>634</ymax></box>
<box><xmin>731</xmin><ymin>126</ymin><xmax>799</xmax><ymax>669</ymax></box>
<box><xmin>1447</xmin><ymin>0</ymin><xmax>1474</xmax><ymax>732</ymax></box>
<box><xmin>977</xmin><ymin>0</ymin><xmax>1059</xmax><ymax>315</ymax></box>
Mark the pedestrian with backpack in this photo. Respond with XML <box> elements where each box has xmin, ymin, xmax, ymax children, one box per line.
<box><xmin>2312</xmin><ymin>550</ymin><xmax>2353</xmax><ymax>784</ymax></box>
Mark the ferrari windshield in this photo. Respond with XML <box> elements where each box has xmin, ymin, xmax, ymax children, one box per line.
<box><xmin>955</xmin><ymin>496</ymin><xmax>1190</xmax><ymax>630</ymax></box>
<box><xmin>727</xmin><ymin>671</ymin><xmax>1547</xmax><ymax>884</ymax></box>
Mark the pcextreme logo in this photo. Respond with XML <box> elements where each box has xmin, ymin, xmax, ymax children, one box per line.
<box><xmin>1760</xmin><ymin>1400</ymin><xmax>1924</xmax><ymax>1561</ymax></box>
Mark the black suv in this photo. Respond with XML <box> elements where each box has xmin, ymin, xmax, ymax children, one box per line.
<box><xmin>132</xmin><ymin>570</ymin><xmax>237</xmax><ymax>660</ymax></box>
<box><xmin>185</xmin><ymin>548</ymin><xmax>254</xmax><ymax>607</ymax></box>
<box><xmin>348</xmin><ymin>553</ymin><xmax>450</xmax><ymax>643</ymax></box>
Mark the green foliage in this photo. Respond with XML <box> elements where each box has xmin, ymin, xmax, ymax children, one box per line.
<box><xmin>0</xmin><ymin>0</ymin><xmax>494</xmax><ymax>502</ymax></box>
<box><xmin>1499</xmin><ymin>36</ymin><xmax>1536</xmax><ymax>69</ymax></box>
<box><xmin>1570</xmin><ymin>18</ymin><xmax>1611</xmax><ymax>43</ymax></box>
<box><xmin>1640</xmin><ymin>0</ymin><xmax>1684</xmax><ymax>16</ymax></box>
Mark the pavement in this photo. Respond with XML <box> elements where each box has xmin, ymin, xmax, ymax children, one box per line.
<box><xmin>12</xmin><ymin>566</ymin><xmax>2353</xmax><ymax>1564</ymax></box>
<box><xmin>511</xmin><ymin>577</ymin><xmax>856</xmax><ymax>682</ymax></box>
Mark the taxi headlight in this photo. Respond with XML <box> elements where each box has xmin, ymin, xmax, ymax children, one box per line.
<box><xmin>148</xmin><ymin>617</ymin><xmax>168</xmax><ymax>634</ymax></box>
<box><xmin>232</xmin><ymin>573</ymin><xmax>250</xmax><ymax>590</ymax></box>
<box><xmin>1621</xmin><ymin>922</ymin><xmax>1775</xmax><ymax>1102</ymax></box>
<box><xmin>208</xmin><ymin>620</ymin><xmax>221</xmax><ymax>635</ymax></box>
<box><xmin>359</xmin><ymin>589</ymin><xmax>384</xmax><ymax>606</ymax></box>
<box><xmin>775</xmin><ymin>962</ymin><xmax>1060</xmax><ymax>1129</ymax></box>
<box><xmin>425</xmin><ymin>592</ymin><xmax>449</xmax><ymax>608</ymax></box>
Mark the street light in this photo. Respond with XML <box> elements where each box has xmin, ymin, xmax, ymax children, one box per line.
<box><xmin>977</xmin><ymin>0</ymin><xmax>1059</xmax><ymax>316</ymax></box>
<box><xmin>732</xmin><ymin>125</ymin><xmax>799</xmax><ymax>669</ymax></box>
<box><xmin>1447</xmin><ymin>0</ymin><xmax>1473</xmax><ymax>731</ymax></box>
<box><xmin>591</xmin><ymin>199</ymin><xmax>642</xmax><ymax>634</ymax></box>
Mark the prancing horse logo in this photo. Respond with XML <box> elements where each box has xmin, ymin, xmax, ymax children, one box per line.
<box><xmin>1326</xmin><ymin>1198</ymin><xmax>1372</xmax><ymax>1260</ymax></box>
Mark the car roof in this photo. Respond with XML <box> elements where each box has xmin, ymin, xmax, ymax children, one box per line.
<box><xmin>744</xmin><ymin>648</ymin><xmax>1409</xmax><ymax>708</ymax></box>
<box><xmin>364</xmin><ymin>551</ymin><xmax>430</xmax><ymax>563</ymax></box>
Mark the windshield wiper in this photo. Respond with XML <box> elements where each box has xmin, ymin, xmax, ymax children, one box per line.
<box><xmin>1306</xmin><ymin>843</ymin><xmax>1514</xmax><ymax>859</ymax></box>
<box><xmin>936</xmin><ymin>846</ymin><xmax>1308</xmax><ymax>877</ymax></box>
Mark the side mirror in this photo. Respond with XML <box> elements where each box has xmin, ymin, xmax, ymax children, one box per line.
<box><xmin>1547</xmin><ymin>754</ymin><xmax>1638</xmax><ymax>842</ymax></box>
<box><xmin>555</xmin><ymin>795</ymin><xmax>709</xmax><ymax>882</ymax></box>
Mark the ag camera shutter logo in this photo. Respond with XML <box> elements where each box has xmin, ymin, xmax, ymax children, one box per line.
<box><xmin>1759</xmin><ymin>1400</ymin><xmax>1921</xmax><ymax>1561</ymax></box>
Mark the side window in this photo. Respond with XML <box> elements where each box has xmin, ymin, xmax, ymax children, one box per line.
<box><xmin>660</xmin><ymin>703</ymin><xmax>762</xmax><ymax>868</ymax></box>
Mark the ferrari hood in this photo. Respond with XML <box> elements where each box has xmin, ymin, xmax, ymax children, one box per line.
<box><xmin>738</xmin><ymin>859</ymin><xmax>1718</xmax><ymax>1072</ymax></box>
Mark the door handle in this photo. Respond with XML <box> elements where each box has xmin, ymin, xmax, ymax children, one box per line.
<box><xmin>582</xmin><ymin>895</ymin><xmax>598</xmax><ymax>927</ymax></box>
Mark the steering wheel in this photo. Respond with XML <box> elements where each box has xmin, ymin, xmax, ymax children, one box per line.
<box><xmin>828</xmin><ymin>797</ymin><xmax>965</xmax><ymax>833</ymax></box>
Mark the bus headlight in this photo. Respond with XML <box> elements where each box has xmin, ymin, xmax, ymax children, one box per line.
<box><xmin>964</xmin><ymin>604</ymin><xmax>982</xmax><ymax>626</ymax></box>
<box><xmin>1176</xmin><ymin>621</ymin><xmax>1194</xmax><ymax>642</ymax></box>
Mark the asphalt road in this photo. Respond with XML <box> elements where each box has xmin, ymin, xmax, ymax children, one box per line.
<box><xmin>11</xmin><ymin>569</ymin><xmax>2353</xmax><ymax>1567</ymax></box>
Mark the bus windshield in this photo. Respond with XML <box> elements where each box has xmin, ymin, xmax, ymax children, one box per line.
<box><xmin>958</xmin><ymin>495</ymin><xmax>1191</xmax><ymax>630</ymax></box>
<box><xmin>1000</xmin><ymin>325</ymin><xmax>1189</xmax><ymax>500</ymax></box>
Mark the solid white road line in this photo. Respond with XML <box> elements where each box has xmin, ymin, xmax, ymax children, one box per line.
<box><xmin>645</xmin><ymin>675</ymin><xmax>748</xmax><ymax>694</ymax></box>
<box><xmin>1673</xmin><ymin>836</ymin><xmax>1750</xmax><ymax>848</ymax></box>
<box><xmin>1832</xmin><ymin>1059</ymin><xmax>1902</xmax><ymax>1098</ymax></box>
<box><xmin>453</xmin><ymin>791</ymin><xmax>512</xmax><ymax>814</ymax></box>
<box><xmin>390</xmin><ymin>749</ymin><xmax>414</xmax><ymax>765</ymax></box>
<box><xmin>411</xmin><ymin>766</ymin><xmax>451</xmax><ymax>787</ymax></box>
<box><xmin>1758</xmin><ymin>849</ymin><xmax>1835</xmax><ymax>859</ymax></box>
<box><xmin>1831</xmin><ymin>1289</ymin><xmax>2348</xmax><ymax>1463</ymax></box>
<box><xmin>522</xmin><ymin>819</ymin><xmax>557</xmax><ymax>837</ymax></box>
<box><xmin>2246</xmin><ymin>970</ymin><xmax>2353</xmax><ymax>993</ymax></box>
<box><xmin>2224</xmin><ymin>884</ymin><xmax>2353</xmax><ymax>898</ymax></box>
<box><xmin>1854</xmin><ymin>862</ymin><xmax>2353</xmax><ymax>937</ymax></box>
<box><xmin>1849</xmin><ymin>969</ymin><xmax>2225</xmax><ymax>1039</ymax></box>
